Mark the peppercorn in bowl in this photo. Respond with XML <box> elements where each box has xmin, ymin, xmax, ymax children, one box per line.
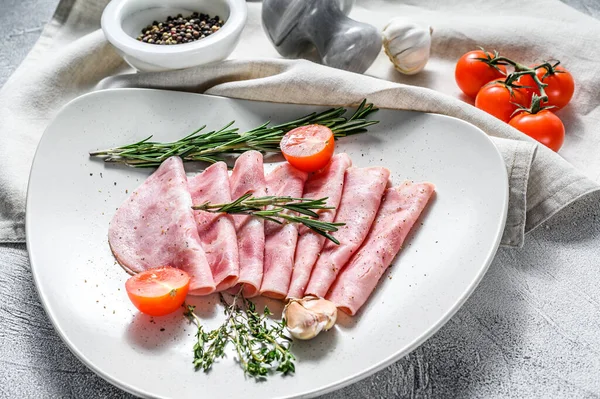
<box><xmin>101</xmin><ymin>0</ymin><xmax>247</xmax><ymax>71</ymax></box>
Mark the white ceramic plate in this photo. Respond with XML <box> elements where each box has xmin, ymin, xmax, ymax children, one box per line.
<box><xmin>27</xmin><ymin>89</ymin><xmax>507</xmax><ymax>399</ymax></box>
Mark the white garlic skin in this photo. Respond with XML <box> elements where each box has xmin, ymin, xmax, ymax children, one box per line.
<box><xmin>283</xmin><ymin>296</ymin><xmax>338</xmax><ymax>340</ymax></box>
<box><xmin>382</xmin><ymin>18</ymin><xmax>432</xmax><ymax>75</ymax></box>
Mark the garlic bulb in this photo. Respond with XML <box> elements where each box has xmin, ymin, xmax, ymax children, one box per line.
<box><xmin>382</xmin><ymin>18</ymin><xmax>432</xmax><ymax>75</ymax></box>
<box><xmin>283</xmin><ymin>296</ymin><xmax>338</xmax><ymax>340</ymax></box>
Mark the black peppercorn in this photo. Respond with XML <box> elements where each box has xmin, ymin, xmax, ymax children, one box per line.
<box><xmin>136</xmin><ymin>12</ymin><xmax>224</xmax><ymax>45</ymax></box>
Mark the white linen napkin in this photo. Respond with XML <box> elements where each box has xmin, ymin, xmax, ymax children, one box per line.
<box><xmin>0</xmin><ymin>0</ymin><xmax>599</xmax><ymax>248</ymax></box>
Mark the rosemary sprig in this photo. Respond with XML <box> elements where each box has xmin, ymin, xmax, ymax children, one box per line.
<box><xmin>89</xmin><ymin>100</ymin><xmax>378</xmax><ymax>167</ymax></box>
<box><xmin>184</xmin><ymin>292</ymin><xmax>295</xmax><ymax>378</ymax></box>
<box><xmin>192</xmin><ymin>193</ymin><xmax>344</xmax><ymax>245</ymax></box>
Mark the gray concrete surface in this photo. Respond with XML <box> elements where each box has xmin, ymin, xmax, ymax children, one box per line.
<box><xmin>1</xmin><ymin>1</ymin><xmax>600</xmax><ymax>398</ymax></box>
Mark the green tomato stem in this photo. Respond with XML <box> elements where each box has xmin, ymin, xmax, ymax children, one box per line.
<box><xmin>482</xmin><ymin>53</ymin><xmax>549</xmax><ymax>101</ymax></box>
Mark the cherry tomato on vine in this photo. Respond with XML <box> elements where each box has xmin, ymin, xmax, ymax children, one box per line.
<box><xmin>475</xmin><ymin>80</ymin><xmax>529</xmax><ymax>122</ymax></box>
<box><xmin>455</xmin><ymin>50</ymin><xmax>507</xmax><ymax>98</ymax></box>
<box><xmin>280</xmin><ymin>124</ymin><xmax>335</xmax><ymax>172</ymax></box>
<box><xmin>125</xmin><ymin>267</ymin><xmax>190</xmax><ymax>316</ymax></box>
<box><xmin>518</xmin><ymin>65</ymin><xmax>575</xmax><ymax>110</ymax></box>
<box><xmin>509</xmin><ymin>109</ymin><xmax>565</xmax><ymax>152</ymax></box>
<box><xmin>516</xmin><ymin>74</ymin><xmax>537</xmax><ymax>102</ymax></box>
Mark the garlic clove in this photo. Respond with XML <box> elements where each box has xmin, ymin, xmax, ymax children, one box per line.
<box><xmin>283</xmin><ymin>296</ymin><xmax>338</xmax><ymax>340</ymax></box>
<box><xmin>284</xmin><ymin>301</ymin><xmax>324</xmax><ymax>340</ymax></box>
<box><xmin>382</xmin><ymin>18</ymin><xmax>432</xmax><ymax>75</ymax></box>
<box><xmin>300</xmin><ymin>295</ymin><xmax>338</xmax><ymax>330</ymax></box>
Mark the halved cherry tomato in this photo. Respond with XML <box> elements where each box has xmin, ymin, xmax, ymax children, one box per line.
<box><xmin>509</xmin><ymin>109</ymin><xmax>565</xmax><ymax>152</ymax></box>
<box><xmin>519</xmin><ymin>65</ymin><xmax>574</xmax><ymax>110</ymax></box>
<box><xmin>280</xmin><ymin>124</ymin><xmax>335</xmax><ymax>172</ymax></box>
<box><xmin>475</xmin><ymin>80</ymin><xmax>529</xmax><ymax>122</ymax></box>
<box><xmin>125</xmin><ymin>267</ymin><xmax>190</xmax><ymax>316</ymax></box>
<box><xmin>455</xmin><ymin>50</ymin><xmax>507</xmax><ymax>99</ymax></box>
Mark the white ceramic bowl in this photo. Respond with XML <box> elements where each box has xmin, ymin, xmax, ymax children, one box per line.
<box><xmin>101</xmin><ymin>0</ymin><xmax>247</xmax><ymax>72</ymax></box>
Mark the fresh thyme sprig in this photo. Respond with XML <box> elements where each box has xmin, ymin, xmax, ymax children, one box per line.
<box><xmin>184</xmin><ymin>292</ymin><xmax>295</xmax><ymax>378</ymax></box>
<box><xmin>192</xmin><ymin>193</ymin><xmax>344</xmax><ymax>244</ymax></box>
<box><xmin>89</xmin><ymin>100</ymin><xmax>378</xmax><ymax>168</ymax></box>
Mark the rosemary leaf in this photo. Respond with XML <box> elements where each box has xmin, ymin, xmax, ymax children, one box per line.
<box><xmin>192</xmin><ymin>195</ymin><xmax>343</xmax><ymax>244</ymax></box>
<box><xmin>89</xmin><ymin>101</ymin><xmax>378</xmax><ymax>167</ymax></box>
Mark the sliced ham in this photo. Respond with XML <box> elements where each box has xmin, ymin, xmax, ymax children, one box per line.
<box><xmin>327</xmin><ymin>182</ymin><xmax>435</xmax><ymax>315</ymax></box>
<box><xmin>228</xmin><ymin>151</ymin><xmax>267</xmax><ymax>297</ymax></box>
<box><xmin>108</xmin><ymin>156</ymin><xmax>215</xmax><ymax>295</ymax></box>
<box><xmin>304</xmin><ymin>166</ymin><xmax>390</xmax><ymax>298</ymax></box>
<box><xmin>260</xmin><ymin>163</ymin><xmax>309</xmax><ymax>299</ymax></box>
<box><xmin>287</xmin><ymin>153</ymin><xmax>352</xmax><ymax>299</ymax></box>
<box><xmin>188</xmin><ymin>162</ymin><xmax>239</xmax><ymax>291</ymax></box>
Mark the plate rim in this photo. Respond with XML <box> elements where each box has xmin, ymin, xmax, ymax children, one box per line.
<box><xmin>26</xmin><ymin>88</ymin><xmax>509</xmax><ymax>399</ymax></box>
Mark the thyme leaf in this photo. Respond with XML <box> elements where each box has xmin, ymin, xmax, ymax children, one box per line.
<box><xmin>184</xmin><ymin>292</ymin><xmax>295</xmax><ymax>379</ymax></box>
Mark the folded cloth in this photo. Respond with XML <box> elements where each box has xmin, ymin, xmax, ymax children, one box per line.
<box><xmin>1</xmin><ymin>0</ymin><xmax>599</xmax><ymax>248</ymax></box>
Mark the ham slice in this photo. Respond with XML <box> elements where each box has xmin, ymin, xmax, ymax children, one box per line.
<box><xmin>260</xmin><ymin>163</ymin><xmax>308</xmax><ymax>299</ymax></box>
<box><xmin>228</xmin><ymin>151</ymin><xmax>267</xmax><ymax>297</ymax></box>
<box><xmin>108</xmin><ymin>156</ymin><xmax>215</xmax><ymax>295</ymax></box>
<box><xmin>327</xmin><ymin>182</ymin><xmax>435</xmax><ymax>315</ymax></box>
<box><xmin>304</xmin><ymin>166</ymin><xmax>390</xmax><ymax>298</ymax></box>
<box><xmin>188</xmin><ymin>162</ymin><xmax>239</xmax><ymax>291</ymax></box>
<box><xmin>287</xmin><ymin>153</ymin><xmax>352</xmax><ymax>299</ymax></box>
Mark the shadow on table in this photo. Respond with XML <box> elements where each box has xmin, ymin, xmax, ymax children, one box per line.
<box><xmin>8</xmin><ymin>191</ymin><xmax>600</xmax><ymax>398</ymax></box>
<box><xmin>322</xmin><ymin>189</ymin><xmax>600</xmax><ymax>398</ymax></box>
<box><xmin>1</xmin><ymin>244</ymin><xmax>135</xmax><ymax>398</ymax></box>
